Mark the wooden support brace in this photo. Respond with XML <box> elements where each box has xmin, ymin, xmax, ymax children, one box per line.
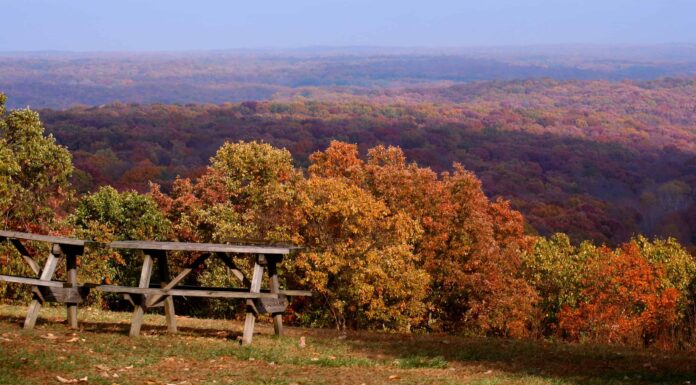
<box><xmin>241</xmin><ymin>256</ymin><xmax>264</xmax><ymax>346</ymax></box>
<box><xmin>216</xmin><ymin>252</ymin><xmax>252</xmax><ymax>286</ymax></box>
<box><xmin>24</xmin><ymin>250</ymin><xmax>61</xmax><ymax>329</ymax></box>
<box><xmin>129</xmin><ymin>253</ymin><xmax>154</xmax><ymax>337</ymax></box>
<box><xmin>10</xmin><ymin>239</ymin><xmax>41</xmax><ymax>276</ymax></box>
<box><xmin>146</xmin><ymin>253</ymin><xmax>209</xmax><ymax>307</ymax></box>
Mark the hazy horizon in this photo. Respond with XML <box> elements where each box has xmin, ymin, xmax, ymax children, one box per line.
<box><xmin>1</xmin><ymin>0</ymin><xmax>694</xmax><ymax>52</ymax></box>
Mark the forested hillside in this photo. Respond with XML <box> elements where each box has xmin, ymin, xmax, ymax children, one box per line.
<box><xmin>4</xmin><ymin>46</ymin><xmax>696</xmax><ymax>109</ymax></box>
<box><xmin>40</xmin><ymin>79</ymin><xmax>696</xmax><ymax>247</ymax></box>
<box><xmin>2</xmin><ymin>91</ymin><xmax>696</xmax><ymax>348</ymax></box>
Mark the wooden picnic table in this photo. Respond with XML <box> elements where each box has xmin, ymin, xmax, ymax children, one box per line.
<box><xmin>0</xmin><ymin>230</ymin><xmax>310</xmax><ymax>345</ymax></box>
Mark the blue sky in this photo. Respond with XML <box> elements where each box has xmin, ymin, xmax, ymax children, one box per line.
<box><xmin>0</xmin><ymin>0</ymin><xmax>693</xmax><ymax>51</ymax></box>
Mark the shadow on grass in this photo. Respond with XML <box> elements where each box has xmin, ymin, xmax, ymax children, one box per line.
<box><xmin>336</xmin><ymin>331</ymin><xmax>696</xmax><ymax>385</ymax></box>
<box><xmin>1</xmin><ymin>312</ymin><xmax>694</xmax><ymax>384</ymax></box>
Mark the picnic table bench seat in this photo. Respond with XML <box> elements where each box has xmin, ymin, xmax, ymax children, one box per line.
<box><xmin>0</xmin><ymin>230</ymin><xmax>311</xmax><ymax>345</ymax></box>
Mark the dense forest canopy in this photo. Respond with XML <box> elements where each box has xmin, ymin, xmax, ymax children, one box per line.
<box><xmin>37</xmin><ymin>78</ymin><xmax>696</xmax><ymax>248</ymax></box>
<box><xmin>1</xmin><ymin>92</ymin><xmax>695</xmax><ymax>349</ymax></box>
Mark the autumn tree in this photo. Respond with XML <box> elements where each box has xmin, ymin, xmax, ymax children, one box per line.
<box><xmin>152</xmin><ymin>141</ymin><xmax>430</xmax><ymax>328</ymax></box>
<box><xmin>151</xmin><ymin>141</ymin><xmax>305</xmax><ymax>245</ymax></box>
<box><xmin>0</xmin><ymin>93</ymin><xmax>73</xmax><ymax>232</ymax></box>
<box><xmin>522</xmin><ymin>233</ymin><xmax>598</xmax><ymax>332</ymax></box>
<box><xmin>69</xmin><ymin>186</ymin><xmax>171</xmax><ymax>306</ymax></box>
<box><xmin>293</xmin><ymin>176</ymin><xmax>428</xmax><ymax>330</ymax></box>
<box><xmin>309</xmin><ymin>141</ymin><xmax>538</xmax><ymax>336</ymax></box>
<box><xmin>558</xmin><ymin>242</ymin><xmax>681</xmax><ymax>347</ymax></box>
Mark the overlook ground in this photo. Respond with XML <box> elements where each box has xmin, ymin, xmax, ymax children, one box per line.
<box><xmin>0</xmin><ymin>305</ymin><xmax>693</xmax><ymax>385</ymax></box>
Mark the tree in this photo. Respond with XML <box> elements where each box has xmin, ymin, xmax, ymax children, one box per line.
<box><xmin>0</xmin><ymin>93</ymin><xmax>73</xmax><ymax>232</ymax></box>
<box><xmin>558</xmin><ymin>242</ymin><xmax>681</xmax><ymax>346</ymax></box>
<box><xmin>293</xmin><ymin>176</ymin><xmax>428</xmax><ymax>330</ymax></box>
<box><xmin>308</xmin><ymin>141</ymin><xmax>538</xmax><ymax>336</ymax></box>
<box><xmin>151</xmin><ymin>141</ymin><xmax>306</xmax><ymax>244</ymax></box>
<box><xmin>522</xmin><ymin>233</ymin><xmax>597</xmax><ymax>332</ymax></box>
<box><xmin>69</xmin><ymin>186</ymin><xmax>171</xmax><ymax>306</ymax></box>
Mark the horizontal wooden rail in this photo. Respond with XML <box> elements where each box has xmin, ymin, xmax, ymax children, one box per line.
<box><xmin>147</xmin><ymin>284</ymin><xmax>312</xmax><ymax>297</ymax></box>
<box><xmin>0</xmin><ymin>274</ymin><xmax>68</xmax><ymax>288</ymax></box>
<box><xmin>96</xmin><ymin>285</ymin><xmax>280</xmax><ymax>299</ymax></box>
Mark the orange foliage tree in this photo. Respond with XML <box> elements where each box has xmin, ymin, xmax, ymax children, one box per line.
<box><xmin>558</xmin><ymin>242</ymin><xmax>681</xmax><ymax>346</ymax></box>
<box><xmin>309</xmin><ymin>141</ymin><xmax>537</xmax><ymax>336</ymax></box>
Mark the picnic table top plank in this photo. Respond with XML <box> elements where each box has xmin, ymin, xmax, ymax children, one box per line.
<box><xmin>109</xmin><ymin>240</ymin><xmax>293</xmax><ymax>254</ymax></box>
<box><xmin>0</xmin><ymin>230</ymin><xmax>295</xmax><ymax>254</ymax></box>
<box><xmin>0</xmin><ymin>230</ymin><xmax>87</xmax><ymax>246</ymax></box>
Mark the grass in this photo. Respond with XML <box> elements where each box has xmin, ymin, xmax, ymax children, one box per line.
<box><xmin>0</xmin><ymin>304</ymin><xmax>694</xmax><ymax>385</ymax></box>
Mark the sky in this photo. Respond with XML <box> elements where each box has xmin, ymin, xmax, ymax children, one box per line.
<box><xmin>0</xmin><ymin>0</ymin><xmax>694</xmax><ymax>51</ymax></box>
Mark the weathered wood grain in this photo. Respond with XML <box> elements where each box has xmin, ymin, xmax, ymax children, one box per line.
<box><xmin>97</xmin><ymin>285</ymin><xmax>278</xmax><ymax>298</ymax></box>
<box><xmin>35</xmin><ymin>286</ymin><xmax>89</xmax><ymax>303</ymax></box>
<box><xmin>24</xmin><ymin>252</ymin><xmax>60</xmax><ymax>329</ymax></box>
<box><xmin>267</xmin><ymin>256</ymin><xmax>284</xmax><ymax>336</ymax></box>
<box><xmin>0</xmin><ymin>275</ymin><xmax>65</xmax><ymax>287</ymax></box>
<box><xmin>216</xmin><ymin>252</ymin><xmax>251</xmax><ymax>286</ymax></box>
<box><xmin>242</xmin><ymin>259</ymin><xmax>264</xmax><ymax>346</ymax></box>
<box><xmin>0</xmin><ymin>230</ymin><xmax>88</xmax><ymax>246</ymax></box>
<box><xmin>110</xmin><ymin>240</ymin><xmax>292</xmax><ymax>255</ymax></box>
<box><xmin>157</xmin><ymin>254</ymin><xmax>177</xmax><ymax>334</ymax></box>
<box><xmin>8</xmin><ymin>239</ymin><xmax>42</xmax><ymax>276</ymax></box>
<box><xmin>65</xmin><ymin>252</ymin><xmax>79</xmax><ymax>329</ymax></box>
<box><xmin>145</xmin><ymin>253</ymin><xmax>210</xmax><ymax>307</ymax></box>
<box><xmin>129</xmin><ymin>254</ymin><xmax>153</xmax><ymax>337</ymax></box>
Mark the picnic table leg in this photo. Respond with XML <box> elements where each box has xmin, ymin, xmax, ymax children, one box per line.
<box><xmin>267</xmin><ymin>255</ymin><xmax>284</xmax><ymax>337</ymax></box>
<box><xmin>241</xmin><ymin>256</ymin><xmax>264</xmax><ymax>346</ymax></box>
<box><xmin>157</xmin><ymin>254</ymin><xmax>177</xmax><ymax>333</ymax></box>
<box><xmin>65</xmin><ymin>251</ymin><xmax>79</xmax><ymax>329</ymax></box>
<box><xmin>130</xmin><ymin>253</ymin><xmax>153</xmax><ymax>337</ymax></box>
<box><xmin>24</xmin><ymin>247</ymin><xmax>61</xmax><ymax>330</ymax></box>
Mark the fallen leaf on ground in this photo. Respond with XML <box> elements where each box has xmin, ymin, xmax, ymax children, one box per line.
<box><xmin>95</xmin><ymin>364</ymin><xmax>110</xmax><ymax>371</ymax></box>
<box><xmin>388</xmin><ymin>374</ymin><xmax>401</xmax><ymax>380</ymax></box>
<box><xmin>56</xmin><ymin>376</ymin><xmax>77</xmax><ymax>383</ymax></box>
<box><xmin>41</xmin><ymin>333</ymin><xmax>58</xmax><ymax>340</ymax></box>
<box><xmin>66</xmin><ymin>337</ymin><xmax>80</xmax><ymax>343</ymax></box>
